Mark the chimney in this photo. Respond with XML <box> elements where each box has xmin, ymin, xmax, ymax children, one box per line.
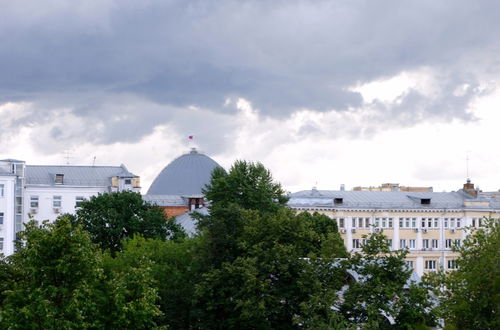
<box><xmin>463</xmin><ymin>179</ymin><xmax>478</xmax><ymax>198</ymax></box>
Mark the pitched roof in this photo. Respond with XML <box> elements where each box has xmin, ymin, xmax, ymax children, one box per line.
<box><xmin>289</xmin><ymin>189</ymin><xmax>499</xmax><ymax>210</ymax></box>
<box><xmin>25</xmin><ymin>164</ymin><xmax>137</xmax><ymax>187</ymax></box>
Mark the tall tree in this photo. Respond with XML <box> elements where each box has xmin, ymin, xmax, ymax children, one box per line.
<box><xmin>203</xmin><ymin>160</ymin><xmax>289</xmax><ymax>213</ymax></box>
<box><xmin>71</xmin><ymin>190</ymin><xmax>185</xmax><ymax>253</ymax></box>
<box><xmin>426</xmin><ymin>218</ymin><xmax>500</xmax><ymax>329</ymax></box>
<box><xmin>0</xmin><ymin>217</ymin><xmax>162</xmax><ymax>329</ymax></box>
<box><xmin>195</xmin><ymin>209</ymin><xmax>348</xmax><ymax>329</ymax></box>
<box><xmin>340</xmin><ymin>230</ymin><xmax>436</xmax><ymax>329</ymax></box>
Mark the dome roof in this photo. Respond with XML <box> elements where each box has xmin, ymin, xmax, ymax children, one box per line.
<box><xmin>147</xmin><ymin>148</ymin><xmax>221</xmax><ymax>196</ymax></box>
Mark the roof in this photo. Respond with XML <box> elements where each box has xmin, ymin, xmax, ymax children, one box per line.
<box><xmin>25</xmin><ymin>164</ymin><xmax>138</xmax><ymax>187</ymax></box>
<box><xmin>175</xmin><ymin>207</ymin><xmax>208</xmax><ymax>236</ymax></box>
<box><xmin>147</xmin><ymin>148</ymin><xmax>221</xmax><ymax>195</ymax></box>
<box><xmin>142</xmin><ymin>194</ymin><xmax>187</xmax><ymax>206</ymax></box>
<box><xmin>289</xmin><ymin>189</ymin><xmax>500</xmax><ymax>210</ymax></box>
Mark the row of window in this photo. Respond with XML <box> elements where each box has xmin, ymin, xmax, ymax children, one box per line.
<box><xmin>352</xmin><ymin>238</ymin><xmax>461</xmax><ymax>250</ymax></box>
<box><xmin>336</xmin><ymin>217</ymin><xmax>465</xmax><ymax>229</ymax></box>
<box><xmin>424</xmin><ymin>259</ymin><xmax>458</xmax><ymax>270</ymax></box>
<box><xmin>30</xmin><ymin>195</ymin><xmax>85</xmax><ymax>209</ymax></box>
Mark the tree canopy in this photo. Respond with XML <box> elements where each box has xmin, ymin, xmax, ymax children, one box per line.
<box><xmin>425</xmin><ymin>218</ymin><xmax>500</xmax><ymax>329</ymax></box>
<box><xmin>203</xmin><ymin>160</ymin><xmax>289</xmax><ymax>213</ymax></box>
<box><xmin>71</xmin><ymin>190</ymin><xmax>185</xmax><ymax>253</ymax></box>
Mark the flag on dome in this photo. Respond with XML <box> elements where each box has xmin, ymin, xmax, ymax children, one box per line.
<box><xmin>188</xmin><ymin>135</ymin><xmax>194</xmax><ymax>140</ymax></box>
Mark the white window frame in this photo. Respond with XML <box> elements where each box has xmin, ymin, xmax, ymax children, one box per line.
<box><xmin>399</xmin><ymin>239</ymin><xmax>406</xmax><ymax>249</ymax></box>
<box><xmin>422</xmin><ymin>239</ymin><xmax>429</xmax><ymax>249</ymax></box>
<box><xmin>432</xmin><ymin>239</ymin><xmax>438</xmax><ymax>249</ymax></box>
<box><xmin>30</xmin><ymin>195</ymin><xmax>39</xmax><ymax>208</ymax></box>
<box><xmin>53</xmin><ymin>195</ymin><xmax>62</xmax><ymax>208</ymax></box>
<box><xmin>352</xmin><ymin>239</ymin><xmax>360</xmax><ymax>249</ymax></box>
<box><xmin>425</xmin><ymin>260</ymin><xmax>436</xmax><ymax>270</ymax></box>
<box><xmin>409</xmin><ymin>239</ymin><xmax>416</xmax><ymax>249</ymax></box>
<box><xmin>75</xmin><ymin>196</ymin><xmax>85</xmax><ymax>208</ymax></box>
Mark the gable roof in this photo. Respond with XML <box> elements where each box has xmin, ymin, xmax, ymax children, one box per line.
<box><xmin>25</xmin><ymin>164</ymin><xmax>137</xmax><ymax>187</ymax></box>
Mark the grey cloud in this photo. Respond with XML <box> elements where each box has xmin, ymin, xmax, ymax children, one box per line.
<box><xmin>1</xmin><ymin>0</ymin><xmax>500</xmax><ymax>150</ymax></box>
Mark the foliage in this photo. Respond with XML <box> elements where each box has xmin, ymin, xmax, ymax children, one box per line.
<box><xmin>202</xmin><ymin>160</ymin><xmax>289</xmax><ymax>214</ymax></box>
<box><xmin>71</xmin><ymin>190</ymin><xmax>185</xmax><ymax>253</ymax></box>
<box><xmin>110</xmin><ymin>235</ymin><xmax>202</xmax><ymax>329</ymax></box>
<box><xmin>425</xmin><ymin>218</ymin><xmax>500</xmax><ymax>329</ymax></box>
<box><xmin>0</xmin><ymin>217</ymin><xmax>162</xmax><ymax>329</ymax></box>
<box><xmin>340</xmin><ymin>230</ymin><xmax>436</xmax><ymax>329</ymax></box>
<box><xmin>194</xmin><ymin>208</ymin><xmax>348</xmax><ymax>329</ymax></box>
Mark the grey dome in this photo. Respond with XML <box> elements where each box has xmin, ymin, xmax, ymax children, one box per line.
<box><xmin>147</xmin><ymin>149</ymin><xmax>221</xmax><ymax>195</ymax></box>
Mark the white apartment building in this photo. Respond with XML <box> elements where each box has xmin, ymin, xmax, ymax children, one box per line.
<box><xmin>0</xmin><ymin>159</ymin><xmax>140</xmax><ymax>256</ymax></box>
<box><xmin>288</xmin><ymin>181</ymin><xmax>500</xmax><ymax>276</ymax></box>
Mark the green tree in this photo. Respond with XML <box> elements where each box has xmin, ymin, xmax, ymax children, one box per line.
<box><xmin>0</xmin><ymin>217</ymin><xmax>162</xmax><ymax>329</ymax></box>
<box><xmin>340</xmin><ymin>230</ymin><xmax>436</xmax><ymax>329</ymax></box>
<box><xmin>110</xmin><ymin>235</ymin><xmax>202</xmax><ymax>329</ymax></box>
<box><xmin>426</xmin><ymin>218</ymin><xmax>499</xmax><ymax>329</ymax></box>
<box><xmin>71</xmin><ymin>190</ymin><xmax>185</xmax><ymax>253</ymax></box>
<box><xmin>203</xmin><ymin>160</ymin><xmax>289</xmax><ymax>214</ymax></box>
<box><xmin>195</xmin><ymin>209</ymin><xmax>348</xmax><ymax>329</ymax></box>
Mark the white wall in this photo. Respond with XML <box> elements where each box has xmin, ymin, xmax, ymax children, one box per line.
<box><xmin>24</xmin><ymin>186</ymin><xmax>109</xmax><ymax>224</ymax></box>
<box><xmin>0</xmin><ymin>176</ymin><xmax>16</xmax><ymax>256</ymax></box>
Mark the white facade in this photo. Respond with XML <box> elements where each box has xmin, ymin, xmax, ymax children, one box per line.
<box><xmin>0</xmin><ymin>159</ymin><xmax>141</xmax><ymax>256</ymax></box>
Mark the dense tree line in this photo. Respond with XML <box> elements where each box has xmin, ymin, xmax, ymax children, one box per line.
<box><xmin>0</xmin><ymin>161</ymin><xmax>498</xmax><ymax>329</ymax></box>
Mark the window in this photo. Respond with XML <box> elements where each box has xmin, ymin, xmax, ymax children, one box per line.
<box><xmin>387</xmin><ymin>239</ymin><xmax>392</xmax><ymax>249</ymax></box>
<box><xmin>400</xmin><ymin>239</ymin><xmax>407</xmax><ymax>249</ymax></box>
<box><xmin>334</xmin><ymin>198</ymin><xmax>343</xmax><ymax>204</ymax></box>
<box><xmin>456</xmin><ymin>218</ymin><xmax>461</xmax><ymax>228</ymax></box>
<box><xmin>339</xmin><ymin>218</ymin><xmax>345</xmax><ymax>228</ymax></box>
<box><xmin>352</xmin><ymin>218</ymin><xmax>356</xmax><ymax>228</ymax></box>
<box><xmin>445</xmin><ymin>239</ymin><xmax>452</xmax><ymax>249</ymax></box>
<box><xmin>411</xmin><ymin>218</ymin><xmax>416</xmax><ymax>228</ymax></box>
<box><xmin>375</xmin><ymin>218</ymin><xmax>380</xmax><ymax>227</ymax></box>
<box><xmin>405</xmin><ymin>260</ymin><xmax>414</xmax><ymax>269</ymax></box>
<box><xmin>432</xmin><ymin>239</ymin><xmax>439</xmax><ymax>249</ymax></box>
<box><xmin>30</xmin><ymin>196</ymin><xmax>39</xmax><ymax>208</ymax></box>
<box><xmin>448</xmin><ymin>260</ymin><xmax>458</xmax><ymax>269</ymax></box>
<box><xmin>388</xmin><ymin>218</ymin><xmax>393</xmax><ymax>228</ymax></box>
<box><xmin>444</xmin><ymin>218</ymin><xmax>448</xmax><ymax>228</ymax></box>
<box><xmin>409</xmin><ymin>239</ymin><xmax>416</xmax><ymax>249</ymax></box>
<box><xmin>454</xmin><ymin>239</ymin><xmax>461</xmax><ymax>247</ymax></box>
<box><xmin>358</xmin><ymin>217</ymin><xmax>363</xmax><ymax>228</ymax></box>
<box><xmin>434</xmin><ymin>218</ymin><xmax>439</xmax><ymax>228</ymax></box>
<box><xmin>428</xmin><ymin>218</ymin><xmax>432</xmax><ymax>228</ymax></box>
<box><xmin>399</xmin><ymin>217</ymin><xmax>403</xmax><ymax>228</ymax></box>
<box><xmin>53</xmin><ymin>196</ymin><xmax>62</xmax><ymax>208</ymax></box>
<box><xmin>124</xmin><ymin>178</ymin><xmax>132</xmax><ymax>185</ymax></box>
<box><xmin>352</xmin><ymin>239</ymin><xmax>360</xmax><ymax>249</ymax></box>
<box><xmin>0</xmin><ymin>237</ymin><xmax>3</xmax><ymax>250</ymax></box>
<box><xmin>478</xmin><ymin>218</ymin><xmax>483</xmax><ymax>227</ymax></box>
<box><xmin>421</xmin><ymin>218</ymin><xmax>426</xmax><ymax>228</ymax></box>
<box><xmin>75</xmin><ymin>196</ymin><xmax>84</xmax><ymax>208</ymax></box>
<box><xmin>362</xmin><ymin>238</ymin><xmax>367</xmax><ymax>246</ymax></box>
<box><xmin>0</xmin><ymin>212</ymin><xmax>3</xmax><ymax>224</ymax></box>
<box><xmin>425</xmin><ymin>260</ymin><xmax>436</xmax><ymax>270</ymax></box>
<box><xmin>54</xmin><ymin>174</ymin><xmax>64</xmax><ymax>184</ymax></box>
<box><xmin>450</xmin><ymin>218</ymin><xmax>456</xmax><ymax>228</ymax></box>
<box><xmin>472</xmin><ymin>218</ymin><xmax>476</xmax><ymax>227</ymax></box>
<box><xmin>405</xmin><ymin>218</ymin><xmax>410</xmax><ymax>228</ymax></box>
<box><xmin>365</xmin><ymin>218</ymin><xmax>370</xmax><ymax>228</ymax></box>
<box><xmin>381</xmin><ymin>218</ymin><xmax>387</xmax><ymax>228</ymax></box>
<box><xmin>422</xmin><ymin>239</ymin><xmax>429</xmax><ymax>249</ymax></box>
<box><xmin>0</xmin><ymin>184</ymin><xmax>4</xmax><ymax>197</ymax></box>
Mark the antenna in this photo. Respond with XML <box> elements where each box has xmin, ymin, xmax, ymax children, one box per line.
<box><xmin>63</xmin><ymin>149</ymin><xmax>73</xmax><ymax>165</ymax></box>
<box><xmin>92</xmin><ymin>156</ymin><xmax>96</xmax><ymax>167</ymax></box>
<box><xmin>466</xmin><ymin>151</ymin><xmax>471</xmax><ymax>180</ymax></box>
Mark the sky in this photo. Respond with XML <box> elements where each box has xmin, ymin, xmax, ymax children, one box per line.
<box><xmin>1</xmin><ymin>0</ymin><xmax>500</xmax><ymax>193</ymax></box>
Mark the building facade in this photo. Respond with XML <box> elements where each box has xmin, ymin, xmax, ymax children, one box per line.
<box><xmin>288</xmin><ymin>181</ymin><xmax>500</xmax><ymax>276</ymax></box>
<box><xmin>0</xmin><ymin>158</ymin><xmax>140</xmax><ymax>256</ymax></box>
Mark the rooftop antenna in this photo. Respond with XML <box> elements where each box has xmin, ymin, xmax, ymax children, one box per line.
<box><xmin>92</xmin><ymin>156</ymin><xmax>96</xmax><ymax>167</ymax></box>
<box><xmin>63</xmin><ymin>149</ymin><xmax>73</xmax><ymax>165</ymax></box>
<box><xmin>466</xmin><ymin>151</ymin><xmax>471</xmax><ymax>181</ymax></box>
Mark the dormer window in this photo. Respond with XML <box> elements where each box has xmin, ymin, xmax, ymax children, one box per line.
<box><xmin>421</xmin><ymin>198</ymin><xmax>431</xmax><ymax>205</ymax></box>
<box><xmin>55</xmin><ymin>174</ymin><xmax>64</xmax><ymax>184</ymax></box>
<box><xmin>124</xmin><ymin>179</ymin><xmax>132</xmax><ymax>185</ymax></box>
<box><xmin>334</xmin><ymin>198</ymin><xmax>343</xmax><ymax>204</ymax></box>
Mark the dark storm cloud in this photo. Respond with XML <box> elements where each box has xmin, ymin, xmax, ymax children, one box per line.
<box><xmin>1</xmin><ymin>0</ymin><xmax>500</xmax><ymax>147</ymax></box>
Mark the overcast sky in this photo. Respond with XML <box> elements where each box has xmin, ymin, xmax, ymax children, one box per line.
<box><xmin>1</xmin><ymin>0</ymin><xmax>500</xmax><ymax>193</ymax></box>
